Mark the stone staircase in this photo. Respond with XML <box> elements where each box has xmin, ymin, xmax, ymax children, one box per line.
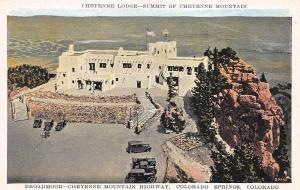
<box><xmin>12</xmin><ymin>100</ymin><xmax>29</xmax><ymax>121</ymax></box>
<box><xmin>131</xmin><ymin>92</ymin><xmax>157</xmax><ymax>130</ymax></box>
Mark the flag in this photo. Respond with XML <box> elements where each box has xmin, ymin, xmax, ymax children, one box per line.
<box><xmin>146</xmin><ymin>28</ymin><xmax>155</xmax><ymax>37</ymax></box>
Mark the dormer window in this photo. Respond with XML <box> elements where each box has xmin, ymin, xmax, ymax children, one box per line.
<box><xmin>72</xmin><ymin>68</ymin><xmax>75</xmax><ymax>72</ymax></box>
<box><xmin>138</xmin><ymin>64</ymin><xmax>142</xmax><ymax>69</ymax></box>
<box><xmin>147</xmin><ymin>64</ymin><xmax>150</xmax><ymax>69</ymax></box>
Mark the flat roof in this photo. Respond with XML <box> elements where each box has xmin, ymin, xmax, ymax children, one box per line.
<box><xmin>128</xmin><ymin>141</ymin><xmax>147</xmax><ymax>145</ymax></box>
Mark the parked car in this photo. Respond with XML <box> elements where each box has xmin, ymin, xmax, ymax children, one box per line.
<box><xmin>33</xmin><ymin>117</ymin><xmax>42</xmax><ymax>128</ymax></box>
<box><xmin>41</xmin><ymin>130</ymin><xmax>50</xmax><ymax>138</ymax></box>
<box><xmin>55</xmin><ymin>120</ymin><xmax>66</xmax><ymax>131</ymax></box>
<box><xmin>132</xmin><ymin>157</ymin><xmax>156</xmax><ymax>167</ymax></box>
<box><xmin>125</xmin><ymin>169</ymin><xmax>156</xmax><ymax>183</ymax></box>
<box><xmin>126</xmin><ymin>141</ymin><xmax>151</xmax><ymax>153</ymax></box>
<box><xmin>44</xmin><ymin>119</ymin><xmax>54</xmax><ymax>131</ymax></box>
<box><xmin>132</xmin><ymin>158</ymin><xmax>157</xmax><ymax>174</ymax></box>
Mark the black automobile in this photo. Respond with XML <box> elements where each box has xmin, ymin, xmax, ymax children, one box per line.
<box><xmin>55</xmin><ymin>120</ymin><xmax>66</xmax><ymax>131</ymax></box>
<box><xmin>132</xmin><ymin>157</ymin><xmax>156</xmax><ymax>167</ymax></box>
<box><xmin>44</xmin><ymin>119</ymin><xmax>54</xmax><ymax>131</ymax></box>
<box><xmin>33</xmin><ymin>118</ymin><xmax>42</xmax><ymax>128</ymax></box>
<box><xmin>132</xmin><ymin>158</ymin><xmax>157</xmax><ymax>174</ymax></box>
<box><xmin>41</xmin><ymin>130</ymin><xmax>50</xmax><ymax>138</ymax></box>
<box><xmin>126</xmin><ymin>141</ymin><xmax>151</xmax><ymax>153</ymax></box>
<box><xmin>125</xmin><ymin>169</ymin><xmax>157</xmax><ymax>183</ymax></box>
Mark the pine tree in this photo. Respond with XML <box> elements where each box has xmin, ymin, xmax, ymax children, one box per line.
<box><xmin>167</xmin><ymin>73</ymin><xmax>177</xmax><ymax>101</ymax></box>
<box><xmin>211</xmin><ymin>147</ymin><xmax>235</xmax><ymax>182</ymax></box>
<box><xmin>211</xmin><ymin>143</ymin><xmax>267</xmax><ymax>183</ymax></box>
<box><xmin>260</xmin><ymin>72</ymin><xmax>268</xmax><ymax>83</ymax></box>
<box><xmin>273</xmin><ymin>125</ymin><xmax>290</xmax><ymax>177</ymax></box>
<box><xmin>191</xmin><ymin>63</ymin><xmax>215</xmax><ymax>144</ymax></box>
<box><xmin>231</xmin><ymin>144</ymin><xmax>266</xmax><ymax>182</ymax></box>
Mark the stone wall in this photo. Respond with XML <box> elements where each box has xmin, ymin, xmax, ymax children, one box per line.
<box><xmin>28</xmin><ymin>100</ymin><xmax>140</xmax><ymax>124</ymax></box>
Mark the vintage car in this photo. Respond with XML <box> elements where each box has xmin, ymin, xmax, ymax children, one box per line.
<box><xmin>44</xmin><ymin>119</ymin><xmax>54</xmax><ymax>131</ymax></box>
<box><xmin>132</xmin><ymin>157</ymin><xmax>156</xmax><ymax>167</ymax></box>
<box><xmin>41</xmin><ymin>130</ymin><xmax>50</xmax><ymax>138</ymax></box>
<box><xmin>33</xmin><ymin>117</ymin><xmax>42</xmax><ymax>128</ymax></box>
<box><xmin>126</xmin><ymin>141</ymin><xmax>151</xmax><ymax>153</ymax></box>
<box><xmin>55</xmin><ymin>120</ymin><xmax>66</xmax><ymax>131</ymax></box>
<box><xmin>125</xmin><ymin>169</ymin><xmax>156</xmax><ymax>183</ymax></box>
<box><xmin>132</xmin><ymin>158</ymin><xmax>157</xmax><ymax>174</ymax></box>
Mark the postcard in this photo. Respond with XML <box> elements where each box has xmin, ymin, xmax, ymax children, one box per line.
<box><xmin>0</xmin><ymin>0</ymin><xmax>299</xmax><ymax>189</ymax></box>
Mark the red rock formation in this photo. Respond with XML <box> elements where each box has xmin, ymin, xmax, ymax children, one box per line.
<box><xmin>217</xmin><ymin>59</ymin><xmax>284</xmax><ymax>180</ymax></box>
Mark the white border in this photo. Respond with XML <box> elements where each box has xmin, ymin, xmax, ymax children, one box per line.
<box><xmin>1</xmin><ymin>0</ymin><xmax>300</xmax><ymax>189</ymax></box>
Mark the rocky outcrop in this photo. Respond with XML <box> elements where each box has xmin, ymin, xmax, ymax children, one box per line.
<box><xmin>163</xmin><ymin>140</ymin><xmax>212</xmax><ymax>183</ymax></box>
<box><xmin>216</xmin><ymin>60</ymin><xmax>285</xmax><ymax>180</ymax></box>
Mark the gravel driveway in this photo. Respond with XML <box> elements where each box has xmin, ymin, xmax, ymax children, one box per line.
<box><xmin>7</xmin><ymin>109</ymin><xmax>174</xmax><ymax>183</ymax></box>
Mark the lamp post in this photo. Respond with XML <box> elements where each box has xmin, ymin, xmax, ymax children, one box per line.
<box><xmin>135</xmin><ymin>110</ymin><xmax>140</xmax><ymax>134</ymax></box>
<box><xmin>136</xmin><ymin>111</ymin><xmax>139</xmax><ymax>128</ymax></box>
<box><xmin>129</xmin><ymin>108</ymin><xmax>132</xmax><ymax>121</ymax></box>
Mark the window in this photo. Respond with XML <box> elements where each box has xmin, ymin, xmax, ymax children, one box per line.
<box><xmin>123</xmin><ymin>63</ymin><xmax>132</xmax><ymax>68</ymax></box>
<box><xmin>159</xmin><ymin>66</ymin><xmax>162</xmax><ymax>69</ymax></box>
<box><xmin>81</xmin><ymin>66</ymin><xmax>82</xmax><ymax>70</ymax></box>
<box><xmin>194</xmin><ymin>67</ymin><xmax>198</xmax><ymax>73</ymax></box>
<box><xmin>138</xmin><ymin>64</ymin><xmax>142</xmax><ymax>69</ymax></box>
<box><xmin>111</xmin><ymin>80</ymin><xmax>114</xmax><ymax>85</ymax></box>
<box><xmin>89</xmin><ymin>63</ymin><xmax>95</xmax><ymax>71</ymax></box>
<box><xmin>165</xmin><ymin>49</ymin><xmax>167</xmax><ymax>53</ymax></box>
<box><xmin>168</xmin><ymin>66</ymin><xmax>173</xmax><ymax>71</ymax></box>
<box><xmin>116</xmin><ymin>78</ymin><xmax>118</xmax><ymax>81</ymax></box>
<box><xmin>187</xmin><ymin>67</ymin><xmax>192</xmax><ymax>75</ymax></box>
<box><xmin>72</xmin><ymin>80</ymin><xmax>75</xmax><ymax>83</ymax></box>
<box><xmin>155</xmin><ymin>76</ymin><xmax>159</xmax><ymax>83</ymax></box>
<box><xmin>147</xmin><ymin>64</ymin><xmax>150</xmax><ymax>69</ymax></box>
<box><xmin>179</xmin><ymin>67</ymin><xmax>184</xmax><ymax>72</ymax></box>
<box><xmin>72</xmin><ymin>68</ymin><xmax>75</xmax><ymax>72</ymax></box>
<box><xmin>173</xmin><ymin>67</ymin><xmax>179</xmax><ymax>71</ymax></box>
<box><xmin>63</xmin><ymin>74</ymin><xmax>66</xmax><ymax>77</ymax></box>
<box><xmin>61</xmin><ymin>81</ymin><xmax>63</xmax><ymax>84</ymax></box>
<box><xmin>99</xmin><ymin>63</ymin><xmax>106</xmax><ymax>68</ymax></box>
<box><xmin>157</xmin><ymin>51</ymin><xmax>159</xmax><ymax>54</ymax></box>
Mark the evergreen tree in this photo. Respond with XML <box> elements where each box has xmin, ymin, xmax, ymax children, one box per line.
<box><xmin>211</xmin><ymin>147</ymin><xmax>235</xmax><ymax>182</ymax></box>
<box><xmin>260</xmin><ymin>72</ymin><xmax>268</xmax><ymax>83</ymax></box>
<box><xmin>211</xmin><ymin>143</ymin><xmax>268</xmax><ymax>183</ymax></box>
<box><xmin>218</xmin><ymin>47</ymin><xmax>239</xmax><ymax>66</ymax></box>
<box><xmin>273</xmin><ymin>125</ymin><xmax>290</xmax><ymax>177</ymax></box>
<box><xmin>8</xmin><ymin>64</ymin><xmax>51</xmax><ymax>90</ymax></box>
<box><xmin>191</xmin><ymin>63</ymin><xmax>215</xmax><ymax>145</ymax></box>
<box><xmin>231</xmin><ymin>144</ymin><xmax>267</xmax><ymax>182</ymax></box>
<box><xmin>167</xmin><ymin>73</ymin><xmax>177</xmax><ymax>101</ymax></box>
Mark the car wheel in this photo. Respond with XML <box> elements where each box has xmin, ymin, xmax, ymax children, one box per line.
<box><xmin>148</xmin><ymin>176</ymin><xmax>156</xmax><ymax>183</ymax></box>
<box><xmin>128</xmin><ymin>177</ymin><xmax>135</xmax><ymax>183</ymax></box>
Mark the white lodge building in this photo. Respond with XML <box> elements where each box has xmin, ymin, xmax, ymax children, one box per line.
<box><xmin>56</xmin><ymin>36</ymin><xmax>209</xmax><ymax>96</ymax></box>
